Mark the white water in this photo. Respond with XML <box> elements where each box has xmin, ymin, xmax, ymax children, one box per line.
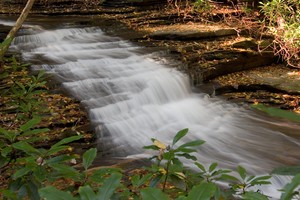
<box><xmin>2</xmin><ymin>18</ymin><xmax>300</xmax><ymax>198</ymax></box>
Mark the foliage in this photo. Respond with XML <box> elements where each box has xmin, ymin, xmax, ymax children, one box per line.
<box><xmin>193</xmin><ymin>0</ymin><xmax>211</xmax><ymax>13</ymax></box>
<box><xmin>260</xmin><ymin>0</ymin><xmax>300</xmax><ymax>67</ymax></box>
<box><xmin>1</xmin><ymin>58</ymin><xmax>300</xmax><ymax>200</ymax></box>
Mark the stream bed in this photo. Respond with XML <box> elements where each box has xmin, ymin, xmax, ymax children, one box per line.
<box><xmin>1</xmin><ymin>16</ymin><xmax>300</xmax><ymax>199</ymax></box>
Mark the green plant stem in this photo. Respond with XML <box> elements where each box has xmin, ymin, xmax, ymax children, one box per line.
<box><xmin>162</xmin><ymin>161</ymin><xmax>171</xmax><ymax>192</ymax></box>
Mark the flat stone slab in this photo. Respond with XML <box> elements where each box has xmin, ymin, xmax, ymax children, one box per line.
<box><xmin>249</xmin><ymin>69</ymin><xmax>300</xmax><ymax>94</ymax></box>
<box><xmin>148</xmin><ymin>24</ymin><xmax>237</xmax><ymax>40</ymax></box>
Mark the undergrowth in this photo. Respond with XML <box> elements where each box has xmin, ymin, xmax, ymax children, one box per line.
<box><xmin>0</xmin><ymin>56</ymin><xmax>299</xmax><ymax>200</ymax></box>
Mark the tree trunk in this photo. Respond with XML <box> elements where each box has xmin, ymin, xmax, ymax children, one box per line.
<box><xmin>0</xmin><ymin>0</ymin><xmax>35</xmax><ymax>64</ymax></box>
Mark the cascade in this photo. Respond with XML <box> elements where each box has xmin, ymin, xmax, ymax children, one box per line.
<box><xmin>1</xmin><ymin>17</ymin><xmax>300</xmax><ymax>199</ymax></box>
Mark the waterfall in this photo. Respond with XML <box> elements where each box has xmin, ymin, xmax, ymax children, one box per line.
<box><xmin>2</xmin><ymin>17</ymin><xmax>300</xmax><ymax>199</ymax></box>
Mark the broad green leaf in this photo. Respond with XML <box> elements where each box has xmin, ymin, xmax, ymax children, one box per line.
<box><xmin>209</xmin><ymin>163</ymin><xmax>218</xmax><ymax>172</ymax></box>
<box><xmin>12</xmin><ymin>167</ymin><xmax>31</xmax><ymax>180</ymax></box>
<box><xmin>52</xmin><ymin>135</ymin><xmax>82</xmax><ymax>148</ymax></box>
<box><xmin>47</xmin><ymin>145</ymin><xmax>69</xmax><ymax>155</ymax></box>
<box><xmin>176</xmin><ymin>147</ymin><xmax>197</xmax><ymax>153</ymax></box>
<box><xmin>46</xmin><ymin>155</ymin><xmax>75</xmax><ymax>165</ymax></box>
<box><xmin>280</xmin><ymin>174</ymin><xmax>300</xmax><ymax>200</ymax></box>
<box><xmin>49</xmin><ymin>163</ymin><xmax>79</xmax><ymax>179</ymax></box>
<box><xmin>23</xmin><ymin>128</ymin><xmax>49</xmax><ymax>136</ymax></box>
<box><xmin>163</xmin><ymin>152</ymin><xmax>174</xmax><ymax>160</ymax></box>
<box><xmin>0</xmin><ymin>127</ymin><xmax>16</xmax><ymax>142</ymax></box>
<box><xmin>195</xmin><ymin>162</ymin><xmax>206</xmax><ymax>172</ymax></box>
<box><xmin>1</xmin><ymin>189</ymin><xmax>17</xmax><ymax>200</ymax></box>
<box><xmin>150</xmin><ymin>174</ymin><xmax>163</xmax><ymax>187</ymax></box>
<box><xmin>27</xmin><ymin>179</ymin><xmax>40</xmax><ymax>200</ymax></box>
<box><xmin>143</xmin><ymin>145</ymin><xmax>160</xmax><ymax>150</ymax></box>
<box><xmin>131</xmin><ymin>174</ymin><xmax>152</xmax><ymax>187</ymax></box>
<box><xmin>242</xmin><ymin>191</ymin><xmax>269</xmax><ymax>200</ymax></box>
<box><xmin>178</xmin><ymin>140</ymin><xmax>205</xmax><ymax>149</ymax></box>
<box><xmin>176</xmin><ymin>153</ymin><xmax>197</xmax><ymax>161</ymax></box>
<box><xmin>20</xmin><ymin>117</ymin><xmax>41</xmax><ymax>132</ymax></box>
<box><xmin>97</xmin><ymin>173</ymin><xmax>122</xmax><ymax>200</ymax></box>
<box><xmin>90</xmin><ymin>168</ymin><xmax>121</xmax><ymax>183</ymax></box>
<box><xmin>39</xmin><ymin>186</ymin><xmax>76</xmax><ymax>200</ymax></box>
<box><xmin>187</xmin><ymin>182</ymin><xmax>217</xmax><ymax>200</ymax></box>
<box><xmin>83</xmin><ymin>148</ymin><xmax>97</xmax><ymax>170</ymax></box>
<box><xmin>12</xmin><ymin>141</ymin><xmax>41</xmax><ymax>156</ymax></box>
<box><xmin>272</xmin><ymin>166</ymin><xmax>300</xmax><ymax>176</ymax></box>
<box><xmin>252</xmin><ymin>104</ymin><xmax>300</xmax><ymax>123</ymax></box>
<box><xmin>237</xmin><ymin>165</ymin><xmax>247</xmax><ymax>180</ymax></box>
<box><xmin>219</xmin><ymin>174</ymin><xmax>239</xmax><ymax>182</ymax></box>
<box><xmin>140</xmin><ymin>187</ymin><xmax>169</xmax><ymax>200</ymax></box>
<box><xmin>173</xmin><ymin>128</ymin><xmax>188</xmax><ymax>145</ymax></box>
<box><xmin>1</xmin><ymin>146</ymin><xmax>12</xmax><ymax>157</ymax></box>
<box><xmin>79</xmin><ymin>185</ymin><xmax>96</xmax><ymax>200</ymax></box>
<box><xmin>250</xmin><ymin>175</ymin><xmax>272</xmax><ymax>186</ymax></box>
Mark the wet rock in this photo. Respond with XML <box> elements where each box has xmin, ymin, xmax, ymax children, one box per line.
<box><xmin>231</xmin><ymin>38</ymin><xmax>258</xmax><ymax>50</ymax></box>
<box><xmin>250</xmin><ymin>70</ymin><xmax>300</xmax><ymax>94</ymax></box>
<box><xmin>186</xmin><ymin>50</ymin><xmax>275</xmax><ymax>84</ymax></box>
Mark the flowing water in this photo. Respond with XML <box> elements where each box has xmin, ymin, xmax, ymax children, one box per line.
<box><xmin>1</xmin><ymin>17</ymin><xmax>300</xmax><ymax>198</ymax></box>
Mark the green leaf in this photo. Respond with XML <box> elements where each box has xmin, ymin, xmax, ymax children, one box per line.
<box><xmin>178</xmin><ymin>140</ymin><xmax>205</xmax><ymax>149</ymax></box>
<box><xmin>97</xmin><ymin>173</ymin><xmax>122</xmax><ymax>200</ymax></box>
<box><xmin>39</xmin><ymin>186</ymin><xmax>76</xmax><ymax>200</ymax></box>
<box><xmin>47</xmin><ymin>145</ymin><xmax>69</xmax><ymax>155</ymax></box>
<box><xmin>1</xmin><ymin>146</ymin><xmax>12</xmax><ymax>157</ymax></box>
<box><xmin>195</xmin><ymin>162</ymin><xmax>206</xmax><ymax>172</ymax></box>
<box><xmin>90</xmin><ymin>168</ymin><xmax>121</xmax><ymax>183</ymax></box>
<box><xmin>242</xmin><ymin>191</ymin><xmax>269</xmax><ymax>200</ymax></box>
<box><xmin>237</xmin><ymin>165</ymin><xmax>247</xmax><ymax>180</ymax></box>
<box><xmin>172</xmin><ymin>128</ymin><xmax>188</xmax><ymax>145</ymax></box>
<box><xmin>12</xmin><ymin>141</ymin><xmax>41</xmax><ymax>156</ymax></box>
<box><xmin>20</xmin><ymin>117</ymin><xmax>41</xmax><ymax>132</ymax></box>
<box><xmin>163</xmin><ymin>151</ymin><xmax>174</xmax><ymax>160</ymax></box>
<box><xmin>219</xmin><ymin>174</ymin><xmax>239</xmax><ymax>182</ymax></box>
<box><xmin>280</xmin><ymin>174</ymin><xmax>300</xmax><ymax>200</ymax></box>
<box><xmin>22</xmin><ymin>128</ymin><xmax>49</xmax><ymax>136</ymax></box>
<box><xmin>143</xmin><ymin>145</ymin><xmax>160</xmax><ymax>150</ymax></box>
<box><xmin>83</xmin><ymin>148</ymin><xmax>97</xmax><ymax>170</ymax></box>
<box><xmin>209</xmin><ymin>163</ymin><xmax>218</xmax><ymax>172</ymax></box>
<box><xmin>272</xmin><ymin>166</ymin><xmax>300</xmax><ymax>176</ymax></box>
<box><xmin>250</xmin><ymin>175</ymin><xmax>271</xmax><ymax>186</ymax></box>
<box><xmin>46</xmin><ymin>155</ymin><xmax>75</xmax><ymax>165</ymax></box>
<box><xmin>1</xmin><ymin>189</ymin><xmax>17</xmax><ymax>200</ymax></box>
<box><xmin>52</xmin><ymin>135</ymin><xmax>82</xmax><ymax>148</ymax></box>
<box><xmin>79</xmin><ymin>185</ymin><xmax>97</xmax><ymax>200</ymax></box>
<box><xmin>12</xmin><ymin>167</ymin><xmax>31</xmax><ymax>180</ymax></box>
<box><xmin>150</xmin><ymin>174</ymin><xmax>163</xmax><ymax>187</ymax></box>
<box><xmin>27</xmin><ymin>179</ymin><xmax>40</xmax><ymax>200</ymax></box>
<box><xmin>140</xmin><ymin>187</ymin><xmax>169</xmax><ymax>200</ymax></box>
<box><xmin>49</xmin><ymin>163</ymin><xmax>79</xmax><ymax>179</ymax></box>
<box><xmin>0</xmin><ymin>127</ymin><xmax>16</xmax><ymax>142</ymax></box>
<box><xmin>176</xmin><ymin>153</ymin><xmax>197</xmax><ymax>161</ymax></box>
<box><xmin>187</xmin><ymin>182</ymin><xmax>217</xmax><ymax>200</ymax></box>
<box><xmin>131</xmin><ymin>174</ymin><xmax>152</xmax><ymax>188</ymax></box>
<box><xmin>175</xmin><ymin>147</ymin><xmax>197</xmax><ymax>153</ymax></box>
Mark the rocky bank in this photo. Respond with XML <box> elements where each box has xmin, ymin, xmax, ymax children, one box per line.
<box><xmin>1</xmin><ymin>0</ymin><xmax>300</xmax><ymax>114</ymax></box>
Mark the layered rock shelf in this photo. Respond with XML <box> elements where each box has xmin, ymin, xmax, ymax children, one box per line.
<box><xmin>1</xmin><ymin>1</ymin><xmax>300</xmax><ymax>112</ymax></box>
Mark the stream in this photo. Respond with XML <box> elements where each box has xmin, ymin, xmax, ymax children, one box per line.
<box><xmin>1</xmin><ymin>16</ymin><xmax>300</xmax><ymax>199</ymax></box>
